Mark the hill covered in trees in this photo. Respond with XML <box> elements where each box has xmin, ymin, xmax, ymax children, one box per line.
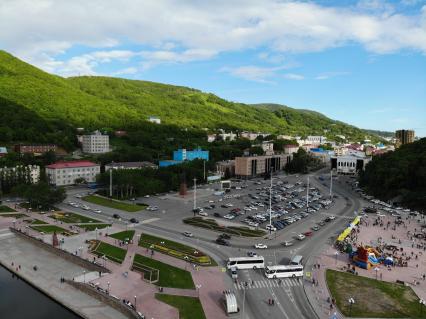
<box><xmin>0</xmin><ymin>50</ymin><xmax>382</xmax><ymax>144</ymax></box>
<box><xmin>359</xmin><ymin>138</ymin><xmax>426</xmax><ymax>211</ymax></box>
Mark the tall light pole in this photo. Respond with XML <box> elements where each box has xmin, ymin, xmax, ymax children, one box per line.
<box><xmin>107</xmin><ymin>281</ymin><xmax>110</xmax><ymax>293</ymax></box>
<box><xmin>330</xmin><ymin>170</ymin><xmax>333</xmax><ymax>199</ymax></box>
<box><xmin>203</xmin><ymin>160</ymin><xmax>206</xmax><ymax>181</ymax></box>
<box><xmin>193</xmin><ymin>178</ymin><xmax>197</xmax><ymax>210</ymax></box>
<box><xmin>242</xmin><ymin>287</ymin><xmax>246</xmax><ymax>319</ymax></box>
<box><xmin>109</xmin><ymin>169</ymin><xmax>113</xmax><ymax>198</ymax></box>
<box><xmin>419</xmin><ymin>299</ymin><xmax>425</xmax><ymax>317</ymax></box>
<box><xmin>134</xmin><ymin>295</ymin><xmax>137</xmax><ymax>311</ymax></box>
<box><xmin>269</xmin><ymin>172</ymin><xmax>272</xmax><ymax>229</ymax></box>
<box><xmin>306</xmin><ymin>176</ymin><xmax>310</xmax><ymax>213</ymax></box>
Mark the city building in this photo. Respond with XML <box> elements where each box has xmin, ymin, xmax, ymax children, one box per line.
<box><xmin>105</xmin><ymin>161</ymin><xmax>158</xmax><ymax>170</ymax></box>
<box><xmin>46</xmin><ymin>161</ymin><xmax>100</xmax><ymax>186</ymax></box>
<box><xmin>158</xmin><ymin>160</ymin><xmax>182</xmax><ymax>167</ymax></box>
<box><xmin>207</xmin><ymin>134</ymin><xmax>217</xmax><ymax>143</ymax></box>
<box><xmin>0</xmin><ymin>165</ymin><xmax>40</xmax><ymax>184</ymax></box>
<box><xmin>0</xmin><ymin>147</ymin><xmax>7</xmax><ymax>157</ymax></box>
<box><xmin>173</xmin><ymin>148</ymin><xmax>209</xmax><ymax>161</ymax></box>
<box><xmin>333</xmin><ymin>146</ymin><xmax>348</xmax><ymax>156</ymax></box>
<box><xmin>240</xmin><ymin>132</ymin><xmax>269</xmax><ymax>141</ymax></box>
<box><xmin>82</xmin><ymin>130</ymin><xmax>110</xmax><ymax>154</ymax></box>
<box><xmin>219</xmin><ymin>132</ymin><xmax>237</xmax><ymax>141</ymax></box>
<box><xmin>283</xmin><ymin>145</ymin><xmax>299</xmax><ymax>154</ymax></box>
<box><xmin>395</xmin><ymin>129</ymin><xmax>415</xmax><ymax>145</ymax></box>
<box><xmin>309</xmin><ymin>148</ymin><xmax>332</xmax><ymax>164</ymax></box>
<box><xmin>259</xmin><ymin>141</ymin><xmax>274</xmax><ymax>155</ymax></box>
<box><xmin>14</xmin><ymin>144</ymin><xmax>56</xmax><ymax>155</ymax></box>
<box><xmin>331</xmin><ymin>155</ymin><xmax>371</xmax><ymax>175</ymax></box>
<box><xmin>235</xmin><ymin>154</ymin><xmax>291</xmax><ymax>177</ymax></box>
<box><xmin>148</xmin><ymin>116</ymin><xmax>161</xmax><ymax>124</ymax></box>
<box><xmin>306</xmin><ymin>136</ymin><xmax>327</xmax><ymax>145</ymax></box>
<box><xmin>216</xmin><ymin>160</ymin><xmax>235</xmax><ymax>178</ymax></box>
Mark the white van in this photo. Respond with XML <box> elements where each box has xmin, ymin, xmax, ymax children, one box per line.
<box><xmin>290</xmin><ymin>255</ymin><xmax>303</xmax><ymax>265</ymax></box>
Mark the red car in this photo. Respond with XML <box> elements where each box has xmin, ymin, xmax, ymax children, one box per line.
<box><xmin>303</xmin><ymin>231</ymin><xmax>313</xmax><ymax>237</ymax></box>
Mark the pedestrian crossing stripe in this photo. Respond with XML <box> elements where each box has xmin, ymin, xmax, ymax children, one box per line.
<box><xmin>233</xmin><ymin>278</ymin><xmax>302</xmax><ymax>290</ymax></box>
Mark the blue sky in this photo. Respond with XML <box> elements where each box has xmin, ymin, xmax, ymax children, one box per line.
<box><xmin>1</xmin><ymin>0</ymin><xmax>425</xmax><ymax>136</ymax></box>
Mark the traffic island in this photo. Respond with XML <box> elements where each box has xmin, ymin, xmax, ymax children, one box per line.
<box><xmin>183</xmin><ymin>217</ymin><xmax>266</xmax><ymax>237</ymax></box>
<box><xmin>326</xmin><ymin>269</ymin><xmax>424</xmax><ymax>318</ymax></box>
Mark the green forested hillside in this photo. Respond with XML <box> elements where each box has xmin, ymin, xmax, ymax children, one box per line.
<box><xmin>359</xmin><ymin>138</ymin><xmax>426</xmax><ymax>211</ymax></box>
<box><xmin>0</xmin><ymin>50</ymin><xmax>379</xmax><ymax>142</ymax></box>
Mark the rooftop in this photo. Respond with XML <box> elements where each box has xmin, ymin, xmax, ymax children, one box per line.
<box><xmin>106</xmin><ymin>161</ymin><xmax>157</xmax><ymax>168</ymax></box>
<box><xmin>46</xmin><ymin>161</ymin><xmax>99</xmax><ymax>169</ymax></box>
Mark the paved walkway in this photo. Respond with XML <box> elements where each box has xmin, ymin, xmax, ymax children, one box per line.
<box><xmin>304</xmin><ymin>213</ymin><xmax>426</xmax><ymax>319</ymax></box>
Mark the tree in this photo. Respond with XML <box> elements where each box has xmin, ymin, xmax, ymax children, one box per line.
<box><xmin>12</xmin><ymin>182</ymin><xmax>66</xmax><ymax>209</ymax></box>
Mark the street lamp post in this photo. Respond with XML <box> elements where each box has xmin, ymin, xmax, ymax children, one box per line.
<box><xmin>374</xmin><ymin>267</ymin><xmax>380</xmax><ymax>280</ymax></box>
<box><xmin>348</xmin><ymin>297</ymin><xmax>355</xmax><ymax>317</ymax></box>
<box><xmin>193</xmin><ymin>178</ymin><xmax>197</xmax><ymax>211</ymax></box>
<box><xmin>242</xmin><ymin>286</ymin><xmax>246</xmax><ymax>319</ymax></box>
<box><xmin>334</xmin><ymin>251</ymin><xmax>339</xmax><ymax>265</ymax></box>
<box><xmin>107</xmin><ymin>281</ymin><xmax>110</xmax><ymax>293</ymax></box>
<box><xmin>269</xmin><ymin>172</ymin><xmax>272</xmax><ymax>231</ymax></box>
<box><xmin>419</xmin><ymin>299</ymin><xmax>425</xmax><ymax>316</ymax></box>
<box><xmin>330</xmin><ymin>170</ymin><xmax>333</xmax><ymax>199</ymax></box>
<box><xmin>134</xmin><ymin>295</ymin><xmax>137</xmax><ymax>311</ymax></box>
<box><xmin>83</xmin><ymin>270</ymin><xmax>86</xmax><ymax>283</ymax></box>
<box><xmin>306</xmin><ymin>176</ymin><xmax>310</xmax><ymax>213</ymax></box>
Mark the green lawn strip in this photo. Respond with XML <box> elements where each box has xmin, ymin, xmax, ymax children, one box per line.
<box><xmin>0</xmin><ymin>205</ymin><xmax>16</xmax><ymax>212</ymax></box>
<box><xmin>79</xmin><ymin>223</ymin><xmax>111</xmax><ymax>231</ymax></box>
<box><xmin>133</xmin><ymin>254</ymin><xmax>195</xmax><ymax>289</ymax></box>
<box><xmin>49</xmin><ymin>212</ymin><xmax>101</xmax><ymax>224</ymax></box>
<box><xmin>184</xmin><ymin>217</ymin><xmax>266</xmax><ymax>237</ymax></box>
<box><xmin>92</xmin><ymin>241</ymin><xmax>127</xmax><ymax>264</ymax></box>
<box><xmin>155</xmin><ymin>294</ymin><xmax>206</xmax><ymax>319</ymax></box>
<box><xmin>30</xmin><ymin>225</ymin><xmax>72</xmax><ymax>235</ymax></box>
<box><xmin>326</xmin><ymin>269</ymin><xmax>423</xmax><ymax>318</ymax></box>
<box><xmin>25</xmin><ymin>218</ymin><xmax>48</xmax><ymax>225</ymax></box>
<box><xmin>139</xmin><ymin>233</ymin><xmax>215</xmax><ymax>266</ymax></box>
<box><xmin>109</xmin><ymin>230</ymin><xmax>135</xmax><ymax>241</ymax></box>
<box><xmin>0</xmin><ymin>213</ymin><xmax>28</xmax><ymax>218</ymax></box>
<box><xmin>82</xmin><ymin>195</ymin><xmax>143</xmax><ymax>212</ymax></box>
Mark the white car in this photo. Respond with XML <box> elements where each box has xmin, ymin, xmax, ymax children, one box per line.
<box><xmin>183</xmin><ymin>231</ymin><xmax>193</xmax><ymax>237</ymax></box>
<box><xmin>296</xmin><ymin>234</ymin><xmax>306</xmax><ymax>240</ymax></box>
<box><xmin>198</xmin><ymin>211</ymin><xmax>208</xmax><ymax>217</ymax></box>
<box><xmin>93</xmin><ymin>209</ymin><xmax>102</xmax><ymax>213</ymax></box>
<box><xmin>329</xmin><ymin>215</ymin><xmax>336</xmax><ymax>220</ymax></box>
<box><xmin>254</xmin><ymin>243</ymin><xmax>268</xmax><ymax>249</ymax></box>
<box><xmin>282</xmin><ymin>241</ymin><xmax>294</xmax><ymax>247</ymax></box>
<box><xmin>265</xmin><ymin>225</ymin><xmax>277</xmax><ymax>232</ymax></box>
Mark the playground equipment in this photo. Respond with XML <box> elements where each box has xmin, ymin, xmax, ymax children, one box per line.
<box><xmin>351</xmin><ymin>246</ymin><xmax>385</xmax><ymax>270</ymax></box>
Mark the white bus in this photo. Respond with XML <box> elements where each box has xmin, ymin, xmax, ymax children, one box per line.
<box><xmin>227</xmin><ymin>256</ymin><xmax>265</xmax><ymax>270</ymax></box>
<box><xmin>264</xmin><ymin>265</ymin><xmax>304</xmax><ymax>279</ymax></box>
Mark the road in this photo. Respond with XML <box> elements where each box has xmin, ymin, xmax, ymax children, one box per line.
<box><xmin>59</xmin><ymin>169</ymin><xmax>364</xmax><ymax>319</ymax></box>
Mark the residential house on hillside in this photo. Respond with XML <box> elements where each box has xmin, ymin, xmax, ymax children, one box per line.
<box><xmin>283</xmin><ymin>145</ymin><xmax>299</xmax><ymax>154</ymax></box>
<box><xmin>0</xmin><ymin>147</ymin><xmax>7</xmax><ymax>157</ymax></box>
<box><xmin>306</xmin><ymin>136</ymin><xmax>327</xmax><ymax>146</ymax></box>
<box><xmin>82</xmin><ymin>130</ymin><xmax>110</xmax><ymax>154</ymax></box>
<box><xmin>148</xmin><ymin>116</ymin><xmax>161</xmax><ymax>124</ymax></box>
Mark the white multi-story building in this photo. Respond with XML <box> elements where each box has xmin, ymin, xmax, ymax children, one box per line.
<box><xmin>82</xmin><ymin>130</ymin><xmax>110</xmax><ymax>154</ymax></box>
<box><xmin>306</xmin><ymin>136</ymin><xmax>327</xmax><ymax>145</ymax></box>
<box><xmin>0</xmin><ymin>165</ymin><xmax>40</xmax><ymax>184</ymax></box>
<box><xmin>332</xmin><ymin>155</ymin><xmax>371</xmax><ymax>175</ymax></box>
<box><xmin>46</xmin><ymin>161</ymin><xmax>100</xmax><ymax>186</ymax></box>
<box><xmin>148</xmin><ymin>116</ymin><xmax>161</xmax><ymax>124</ymax></box>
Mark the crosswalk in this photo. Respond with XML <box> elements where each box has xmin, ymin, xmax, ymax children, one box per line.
<box><xmin>0</xmin><ymin>228</ymin><xmax>14</xmax><ymax>240</ymax></box>
<box><xmin>233</xmin><ymin>278</ymin><xmax>302</xmax><ymax>290</ymax></box>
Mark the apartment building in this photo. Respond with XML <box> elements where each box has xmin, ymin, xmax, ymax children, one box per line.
<box><xmin>46</xmin><ymin>161</ymin><xmax>100</xmax><ymax>186</ymax></box>
<box><xmin>0</xmin><ymin>165</ymin><xmax>40</xmax><ymax>184</ymax></box>
<box><xmin>395</xmin><ymin>129</ymin><xmax>415</xmax><ymax>145</ymax></box>
<box><xmin>235</xmin><ymin>154</ymin><xmax>291</xmax><ymax>177</ymax></box>
<box><xmin>14</xmin><ymin>144</ymin><xmax>56</xmax><ymax>155</ymax></box>
<box><xmin>331</xmin><ymin>155</ymin><xmax>371</xmax><ymax>175</ymax></box>
<box><xmin>105</xmin><ymin>161</ymin><xmax>158</xmax><ymax>170</ymax></box>
<box><xmin>82</xmin><ymin>130</ymin><xmax>110</xmax><ymax>154</ymax></box>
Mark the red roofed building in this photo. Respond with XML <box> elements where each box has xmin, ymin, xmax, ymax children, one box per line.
<box><xmin>46</xmin><ymin>161</ymin><xmax>100</xmax><ymax>186</ymax></box>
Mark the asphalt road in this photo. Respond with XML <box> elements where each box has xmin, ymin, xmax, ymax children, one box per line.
<box><xmin>59</xmin><ymin>169</ymin><xmax>364</xmax><ymax>319</ymax></box>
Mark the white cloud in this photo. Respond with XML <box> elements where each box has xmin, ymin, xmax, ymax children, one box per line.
<box><xmin>113</xmin><ymin>67</ymin><xmax>138</xmax><ymax>76</ymax></box>
<box><xmin>1</xmin><ymin>0</ymin><xmax>426</xmax><ymax>75</ymax></box>
<box><xmin>283</xmin><ymin>73</ymin><xmax>304</xmax><ymax>80</ymax></box>
<box><xmin>315</xmin><ymin>71</ymin><xmax>350</xmax><ymax>80</ymax></box>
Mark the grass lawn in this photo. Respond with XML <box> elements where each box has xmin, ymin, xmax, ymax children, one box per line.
<box><xmin>133</xmin><ymin>254</ymin><xmax>194</xmax><ymax>289</ymax></box>
<box><xmin>79</xmin><ymin>224</ymin><xmax>111</xmax><ymax>231</ymax></box>
<box><xmin>155</xmin><ymin>294</ymin><xmax>206</xmax><ymax>319</ymax></box>
<box><xmin>92</xmin><ymin>241</ymin><xmax>127</xmax><ymax>264</ymax></box>
<box><xmin>110</xmin><ymin>230</ymin><xmax>135</xmax><ymax>241</ymax></box>
<box><xmin>139</xmin><ymin>233</ymin><xmax>215</xmax><ymax>266</ymax></box>
<box><xmin>0</xmin><ymin>213</ymin><xmax>28</xmax><ymax>218</ymax></box>
<box><xmin>184</xmin><ymin>217</ymin><xmax>266</xmax><ymax>237</ymax></box>
<box><xmin>0</xmin><ymin>205</ymin><xmax>16</xmax><ymax>212</ymax></box>
<box><xmin>26</xmin><ymin>219</ymin><xmax>48</xmax><ymax>225</ymax></box>
<box><xmin>83</xmin><ymin>195</ymin><xmax>144</xmax><ymax>212</ymax></box>
<box><xmin>326</xmin><ymin>269</ymin><xmax>424</xmax><ymax>318</ymax></box>
<box><xmin>30</xmin><ymin>225</ymin><xmax>72</xmax><ymax>235</ymax></box>
<box><xmin>50</xmin><ymin>212</ymin><xmax>101</xmax><ymax>224</ymax></box>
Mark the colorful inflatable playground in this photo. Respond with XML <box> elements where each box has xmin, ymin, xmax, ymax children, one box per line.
<box><xmin>350</xmin><ymin>246</ymin><xmax>393</xmax><ymax>269</ymax></box>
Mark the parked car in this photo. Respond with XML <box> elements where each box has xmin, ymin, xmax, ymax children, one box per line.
<box><xmin>303</xmin><ymin>231</ymin><xmax>313</xmax><ymax>237</ymax></box>
<box><xmin>311</xmin><ymin>225</ymin><xmax>320</xmax><ymax>231</ymax></box>
<box><xmin>213</xmin><ymin>212</ymin><xmax>221</xmax><ymax>217</ymax></box>
<box><xmin>198</xmin><ymin>211</ymin><xmax>208</xmax><ymax>217</ymax></box>
<box><xmin>183</xmin><ymin>231</ymin><xmax>193</xmax><ymax>237</ymax></box>
<box><xmin>216</xmin><ymin>238</ymin><xmax>230</xmax><ymax>246</ymax></box>
<box><xmin>254</xmin><ymin>243</ymin><xmax>268</xmax><ymax>249</ymax></box>
<box><xmin>296</xmin><ymin>234</ymin><xmax>306</xmax><ymax>240</ymax></box>
<box><xmin>247</xmin><ymin>251</ymin><xmax>257</xmax><ymax>257</ymax></box>
<box><xmin>282</xmin><ymin>241</ymin><xmax>293</xmax><ymax>247</ymax></box>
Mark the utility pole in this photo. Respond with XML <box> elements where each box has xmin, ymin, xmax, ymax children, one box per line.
<box><xmin>330</xmin><ymin>170</ymin><xmax>333</xmax><ymax>199</ymax></box>
<box><xmin>109</xmin><ymin>169</ymin><xmax>112</xmax><ymax>198</ymax></box>
<box><xmin>193</xmin><ymin>178</ymin><xmax>197</xmax><ymax>210</ymax></box>
<box><xmin>306</xmin><ymin>176</ymin><xmax>309</xmax><ymax>213</ymax></box>
<box><xmin>269</xmin><ymin>172</ymin><xmax>272</xmax><ymax>229</ymax></box>
<box><xmin>242</xmin><ymin>287</ymin><xmax>246</xmax><ymax>319</ymax></box>
<box><xmin>203</xmin><ymin>160</ymin><xmax>206</xmax><ymax>181</ymax></box>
